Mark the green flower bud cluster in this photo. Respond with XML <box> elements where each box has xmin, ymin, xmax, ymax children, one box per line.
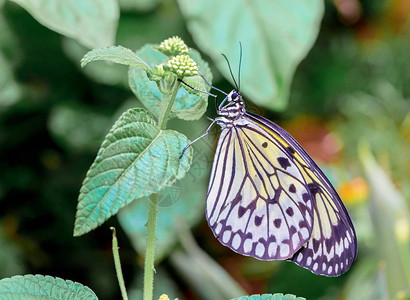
<box><xmin>148</xmin><ymin>36</ymin><xmax>200</xmax><ymax>93</ymax></box>
<box><xmin>157</xmin><ymin>36</ymin><xmax>190</xmax><ymax>57</ymax></box>
<box><xmin>165</xmin><ymin>55</ymin><xmax>199</xmax><ymax>78</ymax></box>
<box><xmin>147</xmin><ymin>64</ymin><xmax>166</xmax><ymax>81</ymax></box>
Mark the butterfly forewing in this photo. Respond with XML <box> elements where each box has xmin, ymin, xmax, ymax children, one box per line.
<box><xmin>206</xmin><ymin>120</ymin><xmax>315</xmax><ymax>260</ymax></box>
<box><xmin>247</xmin><ymin>112</ymin><xmax>357</xmax><ymax>276</ymax></box>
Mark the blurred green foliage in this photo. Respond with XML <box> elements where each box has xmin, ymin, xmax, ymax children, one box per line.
<box><xmin>0</xmin><ymin>0</ymin><xmax>409</xmax><ymax>299</ymax></box>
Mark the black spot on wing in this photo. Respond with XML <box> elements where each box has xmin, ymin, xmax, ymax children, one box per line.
<box><xmin>254</xmin><ymin>215</ymin><xmax>263</xmax><ymax>226</ymax></box>
<box><xmin>288</xmin><ymin>184</ymin><xmax>296</xmax><ymax>193</ymax></box>
<box><xmin>302</xmin><ymin>193</ymin><xmax>311</xmax><ymax>203</ymax></box>
<box><xmin>286</xmin><ymin>146</ymin><xmax>295</xmax><ymax>155</ymax></box>
<box><xmin>262</xmin><ymin>142</ymin><xmax>268</xmax><ymax>148</ymax></box>
<box><xmin>277</xmin><ymin>157</ymin><xmax>291</xmax><ymax>169</ymax></box>
<box><xmin>308</xmin><ymin>183</ymin><xmax>320</xmax><ymax>195</ymax></box>
<box><xmin>238</xmin><ymin>206</ymin><xmax>246</xmax><ymax>218</ymax></box>
<box><xmin>286</xmin><ymin>207</ymin><xmax>294</xmax><ymax>216</ymax></box>
<box><xmin>273</xmin><ymin>218</ymin><xmax>282</xmax><ymax>228</ymax></box>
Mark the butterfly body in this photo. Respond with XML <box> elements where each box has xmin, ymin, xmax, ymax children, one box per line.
<box><xmin>206</xmin><ymin>90</ymin><xmax>357</xmax><ymax>276</ymax></box>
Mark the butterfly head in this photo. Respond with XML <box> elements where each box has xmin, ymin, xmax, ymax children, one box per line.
<box><xmin>228</xmin><ymin>90</ymin><xmax>243</xmax><ymax>104</ymax></box>
<box><xmin>217</xmin><ymin>90</ymin><xmax>246</xmax><ymax>119</ymax></box>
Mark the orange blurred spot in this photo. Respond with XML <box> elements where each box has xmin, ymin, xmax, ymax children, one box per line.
<box><xmin>283</xmin><ymin>116</ymin><xmax>342</xmax><ymax>164</ymax></box>
<box><xmin>355</xmin><ymin>21</ymin><xmax>381</xmax><ymax>42</ymax></box>
<box><xmin>387</xmin><ymin>0</ymin><xmax>410</xmax><ymax>33</ymax></box>
<box><xmin>354</xmin><ymin>0</ymin><xmax>410</xmax><ymax>42</ymax></box>
<box><xmin>338</xmin><ymin>177</ymin><xmax>369</xmax><ymax>205</ymax></box>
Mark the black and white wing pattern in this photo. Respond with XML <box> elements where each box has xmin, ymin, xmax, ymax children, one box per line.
<box><xmin>246</xmin><ymin>112</ymin><xmax>357</xmax><ymax>276</ymax></box>
<box><xmin>206</xmin><ymin>118</ymin><xmax>316</xmax><ymax>260</ymax></box>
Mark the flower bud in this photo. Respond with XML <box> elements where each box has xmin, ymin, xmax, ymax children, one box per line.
<box><xmin>165</xmin><ymin>55</ymin><xmax>199</xmax><ymax>78</ymax></box>
<box><xmin>157</xmin><ymin>36</ymin><xmax>189</xmax><ymax>57</ymax></box>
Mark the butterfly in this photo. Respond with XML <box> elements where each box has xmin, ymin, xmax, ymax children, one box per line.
<box><xmin>180</xmin><ymin>53</ymin><xmax>357</xmax><ymax>277</ymax></box>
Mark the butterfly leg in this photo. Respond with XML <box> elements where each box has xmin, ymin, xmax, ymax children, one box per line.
<box><xmin>204</xmin><ymin>116</ymin><xmax>215</xmax><ymax>122</ymax></box>
<box><xmin>179</xmin><ymin>119</ymin><xmax>217</xmax><ymax>159</ymax></box>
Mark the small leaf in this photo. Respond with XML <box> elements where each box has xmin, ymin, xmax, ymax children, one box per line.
<box><xmin>62</xmin><ymin>38</ymin><xmax>129</xmax><ymax>87</ymax></box>
<box><xmin>118</xmin><ymin>117</ymin><xmax>211</xmax><ymax>260</ymax></box>
<box><xmin>178</xmin><ymin>0</ymin><xmax>324</xmax><ymax>110</ymax></box>
<box><xmin>232</xmin><ymin>293</ymin><xmax>306</xmax><ymax>300</ymax></box>
<box><xmin>129</xmin><ymin>45</ymin><xmax>212</xmax><ymax>121</ymax></box>
<box><xmin>0</xmin><ymin>274</ymin><xmax>98</xmax><ymax>299</ymax></box>
<box><xmin>81</xmin><ymin>45</ymin><xmax>152</xmax><ymax>72</ymax></box>
<box><xmin>74</xmin><ymin>108</ymin><xmax>192</xmax><ymax>236</ymax></box>
<box><xmin>10</xmin><ymin>0</ymin><xmax>119</xmax><ymax>49</ymax></box>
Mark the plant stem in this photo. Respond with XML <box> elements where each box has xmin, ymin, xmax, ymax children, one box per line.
<box><xmin>110</xmin><ymin>227</ymin><xmax>129</xmax><ymax>300</ymax></box>
<box><xmin>159</xmin><ymin>81</ymin><xmax>180</xmax><ymax>130</ymax></box>
<box><xmin>143</xmin><ymin>193</ymin><xmax>159</xmax><ymax>300</ymax></box>
<box><xmin>143</xmin><ymin>80</ymin><xmax>180</xmax><ymax>299</ymax></box>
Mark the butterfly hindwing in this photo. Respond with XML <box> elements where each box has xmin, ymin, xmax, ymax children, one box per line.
<box><xmin>206</xmin><ymin>121</ymin><xmax>315</xmax><ymax>260</ymax></box>
<box><xmin>292</xmin><ymin>182</ymin><xmax>357</xmax><ymax>276</ymax></box>
<box><xmin>246</xmin><ymin>112</ymin><xmax>357</xmax><ymax>276</ymax></box>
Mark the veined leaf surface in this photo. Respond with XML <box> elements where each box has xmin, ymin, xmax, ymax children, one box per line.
<box><xmin>74</xmin><ymin>108</ymin><xmax>192</xmax><ymax>236</ymax></box>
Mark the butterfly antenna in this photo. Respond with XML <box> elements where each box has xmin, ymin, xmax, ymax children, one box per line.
<box><xmin>200</xmin><ymin>75</ymin><xmax>228</xmax><ymax>96</ymax></box>
<box><xmin>178</xmin><ymin>78</ymin><xmax>219</xmax><ymax>110</ymax></box>
<box><xmin>221</xmin><ymin>53</ymin><xmax>239</xmax><ymax>91</ymax></box>
<box><xmin>238</xmin><ymin>42</ymin><xmax>242</xmax><ymax>91</ymax></box>
<box><xmin>177</xmin><ymin>78</ymin><xmax>217</xmax><ymax>98</ymax></box>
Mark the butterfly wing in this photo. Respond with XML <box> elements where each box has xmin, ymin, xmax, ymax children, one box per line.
<box><xmin>246</xmin><ymin>112</ymin><xmax>357</xmax><ymax>276</ymax></box>
<box><xmin>207</xmin><ymin>119</ymin><xmax>315</xmax><ymax>260</ymax></box>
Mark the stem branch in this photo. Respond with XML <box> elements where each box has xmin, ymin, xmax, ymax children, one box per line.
<box><xmin>110</xmin><ymin>227</ymin><xmax>129</xmax><ymax>300</ymax></box>
<box><xmin>158</xmin><ymin>81</ymin><xmax>181</xmax><ymax>130</ymax></box>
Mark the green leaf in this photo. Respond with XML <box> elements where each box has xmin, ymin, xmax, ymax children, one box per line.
<box><xmin>175</xmin><ymin>75</ymin><xmax>210</xmax><ymax>121</ymax></box>
<box><xmin>74</xmin><ymin>108</ymin><xmax>192</xmax><ymax>236</ymax></box>
<box><xmin>10</xmin><ymin>0</ymin><xmax>119</xmax><ymax>49</ymax></box>
<box><xmin>118</xmin><ymin>117</ymin><xmax>211</xmax><ymax>260</ymax></box>
<box><xmin>129</xmin><ymin>44</ymin><xmax>212</xmax><ymax>121</ymax></box>
<box><xmin>232</xmin><ymin>294</ymin><xmax>305</xmax><ymax>300</ymax></box>
<box><xmin>62</xmin><ymin>38</ymin><xmax>129</xmax><ymax>87</ymax></box>
<box><xmin>64</xmin><ymin>6</ymin><xmax>187</xmax><ymax>86</ymax></box>
<box><xmin>0</xmin><ymin>274</ymin><xmax>98</xmax><ymax>299</ymax></box>
<box><xmin>178</xmin><ymin>0</ymin><xmax>324</xmax><ymax>110</ymax></box>
<box><xmin>81</xmin><ymin>45</ymin><xmax>152</xmax><ymax>72</ymax></box>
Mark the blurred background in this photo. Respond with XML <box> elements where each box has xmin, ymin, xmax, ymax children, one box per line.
<box><xmin>0</xmin><ymin>0</ymin><xmax>409</xmax><ymax>299</ymax></box>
